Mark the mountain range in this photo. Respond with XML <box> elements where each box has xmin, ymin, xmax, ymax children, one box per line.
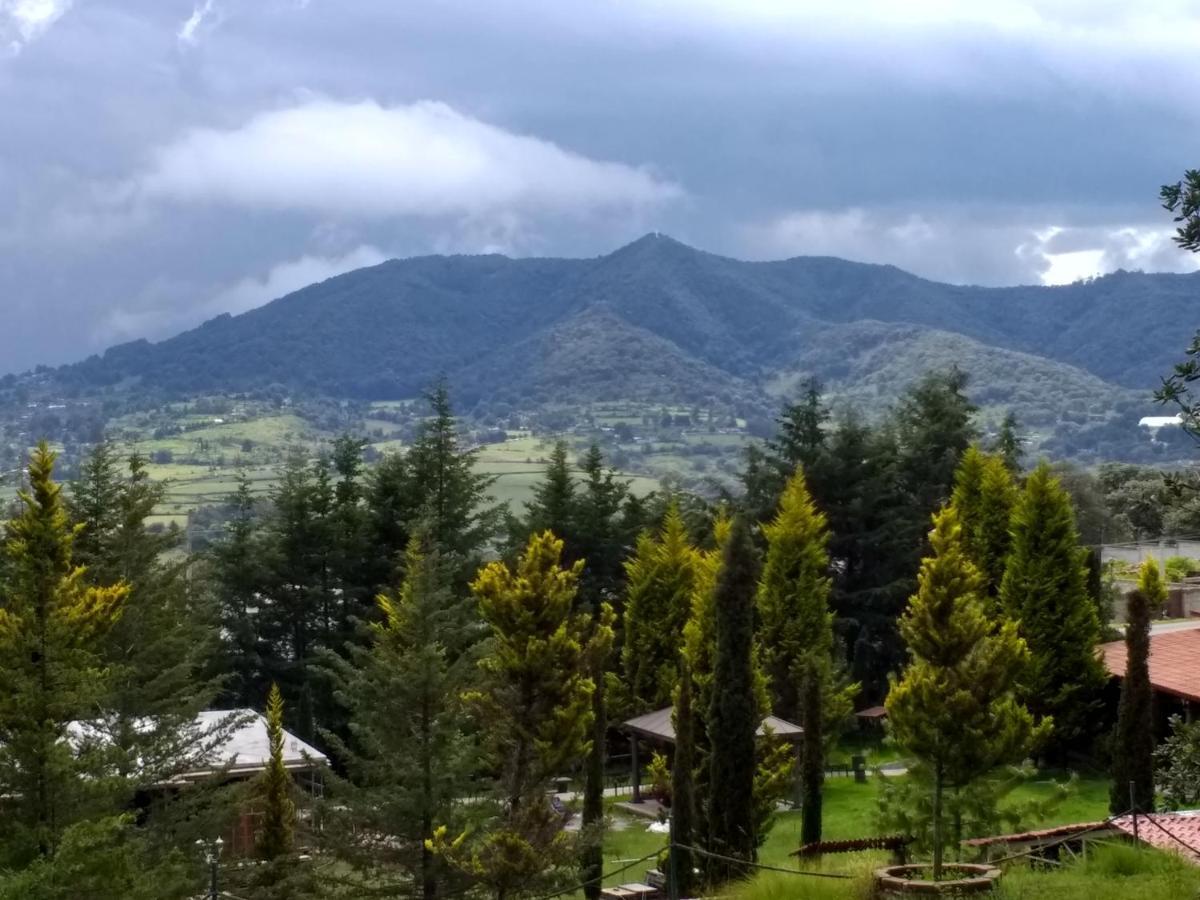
<box><xmin>53</xmin><ymin>234</ymin><xmax>1200</xmax><ymax>447</ymax></box>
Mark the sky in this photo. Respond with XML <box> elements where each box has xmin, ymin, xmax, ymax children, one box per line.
<box><xmin>2</xmin><ymin>0</ymin><xmax>1200</xmax><ymax>371</ymax></box>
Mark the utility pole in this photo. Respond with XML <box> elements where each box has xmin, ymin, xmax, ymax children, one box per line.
<box><xmin>196</xmin><ymin>836</ymin><xmax>224</xmax><ymax>900</ymax></box>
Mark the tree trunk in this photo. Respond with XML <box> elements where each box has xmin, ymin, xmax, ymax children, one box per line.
<box><xmin>932</xmin><ymin>764</ymin><xmax>945</xmax><ymax>881</ymax></box>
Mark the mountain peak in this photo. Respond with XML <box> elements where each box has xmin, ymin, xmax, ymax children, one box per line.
<box><xmin>607</xmin><ymin>232</ymin><xmax>700</xmax><ymax>260</ymax></box>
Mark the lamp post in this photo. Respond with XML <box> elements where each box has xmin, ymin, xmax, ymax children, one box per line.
<box><xmin>196</xmin><ymin>836</ymin><xmax>224</xmax><ymax>899</ymax></box>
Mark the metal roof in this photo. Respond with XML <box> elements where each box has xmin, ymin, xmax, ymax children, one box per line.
<box><xmin>621</xmin><ymin>706</ymin><xmax>802</xmax><ymax>743</ymax></box>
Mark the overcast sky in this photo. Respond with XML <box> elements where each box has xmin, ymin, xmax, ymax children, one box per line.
<box><xmin>2</xmin><ymin>0</ymin><xmax>1199</xmax><ymax>371</ymax></box>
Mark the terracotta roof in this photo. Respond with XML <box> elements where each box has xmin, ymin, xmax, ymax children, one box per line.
<box><xmin>1111</xmin><ymin>813</ymin><xmax>1200</xmax><ymax>865</ymax></box>
<box><xmin>961</xmin><ymin>821</ymin><xmax>1112</xmax><ymax>847</ymax></box>
<box><xmin>1100</xmin><ymin>629</ymin><xmax>1200</xmax><ymax>703</ymax></box>
<box><xmin>622</xmin><ymin>706</ymin><xmax>802</xmax><ymax>742</ymax></box>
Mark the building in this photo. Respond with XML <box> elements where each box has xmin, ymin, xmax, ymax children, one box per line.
<box><xmin>1100</xmin><ymin>629</ymin><xmax>1200</xmax><ymax>723</ymax></box>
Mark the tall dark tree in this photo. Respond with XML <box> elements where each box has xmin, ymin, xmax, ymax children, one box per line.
<box><xmin>994</xmin><ymin>412</ymin><xmax>1023</xmax><ymax>473</ymax></box>
<box><xmin>798</xmin><ymin>657</ymin><xmax>824</xmax><ymax>846</ymax></box>
<box><xmin>670</xmin><ymin>663</ymin><xmax>697</xmax><ymax>899</ymax></box>
<box><xmin>524</xmin><ymin>441</ymin><xmax>576</xmax><ymax>548</ymax></box>
<box><xmin>706</xmin><ymin>517</ymin><xmax>760</xmax><ymax>879</ymax></box>
<box><xmin>1109</xmin><ymin>559</ymin><xmax>1161</xmax><ymax>815</ymax></box>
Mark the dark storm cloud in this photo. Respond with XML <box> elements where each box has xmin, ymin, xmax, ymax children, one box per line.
<box><xmin>1</xmin><ymin>0</ymin><xmax>1199</xmax><ymax>371</ymax></box>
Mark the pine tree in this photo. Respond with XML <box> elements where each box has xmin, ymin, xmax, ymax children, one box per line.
<box><xmin>0</xmin><ymin>443</ymin><xmax>127</xmax><ymax>864</ymax></box>
<box><xmin>622</xmin><ymin>505</ymin><xmax>700</xmax><ymax>711</ymax></box>
<box><xmin>886</xmin><ymin>506</ymin><xmax>1045</xmax><ymax>880</ymax></box>
<box><xmin>706</xmin><ymin>517</ymin><xmax>760</xmax><ymax>879</ymax></box>
<box><xmin>995</xmin><ymin>412</ymin><xmax>1023</xmax><ymax>473</ymax></box>
<box><xmin>670</xmin><ymin>664</ymin><xmax>697</xmax><ymax>899</ymax></box>
<box><xmin>525</xmin><ymin>441</ymin><xmax>576</xmax><ymax>549</ymax></box>
<box><xmin>327</xmin><ymin>533</ymin><xmax>475</xmax><ymax>899</ymax></box>
<box><xmin>949</xmin><ymin>447</ymin><xmax>1017</xmax><ymax>600</ymax></box>
<box><xmin>756</xmin><ymin>469</ymin><xmax>835</xmax><ymax>723</ymax></box>
<box><xmin>257</xmin><ymin>684</ymin><xmax>295</xmax><ymax>861</ymax></box>
<box><xmin>1109</xmin><ymin>558</ymin><xmax>1161</xmax><ymax>815</ymax></box>
<box><xmin>440</xmin><ymin>531</ymin><xmax>614</xmax><ymax>900</ymax></box>
<box><xmin>1000</xmin><ymin>463</ymin><xmax>1107</xmax><ymax>758</ymax></box>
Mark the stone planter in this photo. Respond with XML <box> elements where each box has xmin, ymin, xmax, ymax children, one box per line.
<box><xmin>874</xmin><ymin>864</ymin><xmax>1001</xmax><ymax>896</ymax></box>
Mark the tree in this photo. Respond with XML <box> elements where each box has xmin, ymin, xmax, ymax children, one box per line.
<box><xmin>886</xmin><ymin>506</ymin><xmax>1045</xmax><ymax>881</ymax></box>
<box><xmin>994</xmin><ymin>412</ymin><xmax>1022</xmax><ymax>473</ymax></box>
<box><xmin>1109</xmin><ymin>559</ymin><xmax>1162</xmax><ymax>815</ymax></box>
<box><xmin>1155</xmin><ymin>714</ymin><xmax>1200</xmax><ymax>810</ymax></box>
<box><xmin>327</xmin><ymin>533</ymin><xmax>475</xmax><ymax>900</ymax></box>
<box><xmin>756</xmin><ymin>469</ymin><xmax>833</xmax><ymax>723</ymax></box>
<box><xmin>999</xmin><ymin>463</ymin><xmax>1106</xmax><ymax>758</ymax></box>
<box><xmin>670</xmin><ymin>663</ymin><xmax>697</xmax><ymax>899</ymax></box>
<box><xmin>524</xmin><ymin>441</ymin><xmax>576</xmax><ymax>548</ymax></box>
<box><xmin>0</xmin><ymin>443</ymin><xmax>127</xmax><ymax>865</ymax></box>
<box><xmin>258</xmin><ymin>684</ymin><xmax>295</xmax><ymax>861</ymax></box>
<box><xmin>798</xmin><ymin>657</ymin><xmax>824</xmax><ymax>846</ymax></box>
<box><xmin>1161</xmin><ymin>169</ymin><xmax>1200</xmax><ymax>253</ymax></box>
<box><xmin>622</xmin><ymin>505</ymin><xmax>701</xmax><ymax>712</ymax></box>
<box><xmin>706</xmin><ymin>517</ymin><xmax>760</xmax><ymax>879</ymax></box>
<box><xmin>440</xmin><ymin>531</ymin><xmax>614</xmax><ymax>900</ymax></box>
<box><xmin>949</xmin><ymin>448</ymin><xmax>1017</xmax><ymax>600</ymax></box>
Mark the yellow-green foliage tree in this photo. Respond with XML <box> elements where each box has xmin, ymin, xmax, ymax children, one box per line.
<box><xmin>0</xmin><ymin>442</ymin><xmax>127</xmax><ymax>865</ymax></box>
<box><xmin>887</xmin><ymin>506</ymin><xmax>1046</xmax><ymax>881</ymax></box>
<box><xmin>439</xmin><ymin>531</ymin><xmax>613</xmax><ymax>900</ymax></box>
<box><xmin>257</xmin><ymin>683</ymin><xmax>295</xmax><ymax>861</ymax></box>
<box><xmin>622</xmin><ymin>505</ymin><xmax>701</xmax><ymax>712</ymax></box>
<box><xmin>949</xmin><ymin>447</ymin><xmax>1017</xmax><ymax>601</ymax></box>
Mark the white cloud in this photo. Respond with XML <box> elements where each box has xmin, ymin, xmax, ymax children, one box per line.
<box><xmin>177</xmin><ymin>0</ymin><xmax>218</xmax><ymax>47</ymax></box>
<box><xmin>132</xmin><ymin>98</ymin><xmax>682</xmax><ymax>220</ymax></box>
<box><xmin>0</xmin><ymin>0</ymin><xmax>71</xmax><ymax>54</ymax></box>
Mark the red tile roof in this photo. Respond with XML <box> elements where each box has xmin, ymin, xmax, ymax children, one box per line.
<box><xmin>1111</xmin><ymin>813</ymin><xmax>1200</xmax><ymax>864</ymax></box>
<box><xmin>961</xmin><ymin>821</ymin><xmax>1111</xmax><ymax>847</ymax></box>
<box><xmin>1100</xmin><ymin>629</ymin><xmax>1200</xmax><ymax>703</ymax></box>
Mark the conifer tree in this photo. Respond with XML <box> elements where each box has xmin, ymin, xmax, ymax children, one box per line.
<box><xmin>995</xmin><ymin>412</ymin><xmax>1023</xmax><ymax>473</ymax></box>
<box><xmin>949</xmin><ymin>447</ymin><xmax>1017</xmax><ymax>600</ymax></box>
<box><xmin>1109</xmin><ymin>558</ymin><xmax>1162</xmax><ymax>814</ymax></box>
<box><xmin>525</xmin><ymin>441</ymin><xmax>576</xmax><ymax>549</ymax></box>
<box><xmin>328</xmin><ymin>533</ymin><xmax>475</xmax><ymax>899</ymax></box>
<box><xmin>439</xmin><ymin>531</ymin><xmax>614</xmax><ymax>900</ymax></box>
<box><xmin>887</xmin><ymin>506</ymin><xmax>1045</xmax><ymax>880</ymax></box>
<box><xmin>707</xmin><ymin>517</ymin><xmax>760</xmax><ymax>879</ymax></box>
<box><xmin>756</xmin><ymin>469</ymin><xmax>835</xmax><ymax>723</ymax></box>
<box><xmin>670</xmin><ymin>663</ymin><xmax>697</xmax><ymax>899</ymax></box>
<box><xmin>1000</xmin><ymin>463</ymin><xmax>1106</xmax><ymax>757</ymax></box>
<box><xmin>0</xmin><ymin>443</ymin><xmax>127</xmax><ymax>864</ymax></box>
<box><xmin>257</xmin><ymin>684</ymin><xmax>295</xmax><ymax>861</ymax></box>
<box><xmin>622</xmin><ymin>505</ymin><xmax>700</xmax><ymax>711</ymax></box>
<box><xmin>799</xmin><ymin>657</ymin><xmax>824</xmax><ymax>846</ymax></box>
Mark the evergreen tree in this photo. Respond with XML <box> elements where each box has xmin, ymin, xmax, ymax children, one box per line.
<box><xmin>995</xmin><ymin>412</ymin><xmax>1023</xmax><ymax>473</ymax></box>
<box><xmin>0</xmin><ymin>443</ymin><xmax>127</xmax><ymax>864</ymax></box>
<box><xmin>1000</xmin><ymin>463</ymin><xmax>1107</xmax><ymax>758</ymax></box>
<box><xmin>670</xmin><ymin>664</ymin><xmax>697</xmax><ymax>899</ymax></box>
<box><xmin>258</xmin><ymin>683</ymin><xmax>295</xmax><ymax>861</ymax></box>
<box><xmin>756</xmin><ymin>469</ymin><xmax>835</xmax><ymax>723</ymax></box>
<box><xmin>69</xmin><ymin>448</ymin><xmax>224</xmax><ymax>793</ymax></box>
<box><xmin>949</xmin><ymin>448</ymin><xmax>1017</xmax><ymax>600</ymax></box>
<box><xmin>1109</xmin><ymin>558</ymin><xmax>1162</xmax><ymax>815</ymax></box>
<box><xmin>622</xmin><ymin>505</ymin><xmax>700</xmax><ymax>711</ymax></box>
<box><xmin>886</xmin><ymin>506</ymin><xmax>1045</xmax><ymax>880</ymax></box>
<box><xmin>706</xmin><ymin>517</ymin><xmax>760</xmax><ymax>879</ymax></box>
<box><xmin>327</xmin><ymin>533</ymin><xmax>475</xmax><ymax>899</ymax></box>
<box><xmin>439</xmin><ymin>531</ymin><xmax>614</xmax><ymax>900</ymax></box>
<box><xmin>799</xmin><ymin>657</ymin><xmax>824</xmax><ymax>846</ymax></box>
<box><xmin>524</xmin><ymin>441</ymin><xmax>576</xmax><ymax>549</ymax></box>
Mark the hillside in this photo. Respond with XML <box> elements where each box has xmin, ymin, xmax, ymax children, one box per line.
<box><xmin>48</xmin><ymin>234</ymin><xmax>1200</xmax><ymax>455</ymax></box>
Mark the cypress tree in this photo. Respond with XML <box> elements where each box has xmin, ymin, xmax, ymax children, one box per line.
<box><xmin>257</xmin><ymin>683</ymin><xmax>295</xmax><ymax>861</ymax></box>
<box><xmin>887</xmin><ymin>506</ymin><xmax>1044</xmax><ymax>880</ymax></box>
<box><xmin>707</xmin><ymin>517</ymin><xmax>760</xmax><ymax>880</ymax></box>
<box><xmin>799</xmin><ymin>657</ymin><xmax>824</xmax><ymax>846</ymax></box>
<box><xmin>1109</xmin><ymin>559</ymin><xmax>1162</xmax><ymax>815</ymax></box>
<box><xmin>622</xmin><ymin>505</ymin><xmax>700</xmax><ymax>711</ymax></box>
<box><xmin>0</xmin><ymin>443</ymin><xmax>127</xmax><ymax>864</ymax></box>
<box><xmin>949</xmin><ymin>447</ymin><xmax>1017</xmax><ymax>600</ymax></box>
<box><xmin>1000</xmin><ymin>463</ymin><xmax>1107</xmax><ymax>757</ymax></box>
<box><xmin>670</xmin><ymin>664</ymin><xmax>697</xmax><ymax>899</ymax></box>
<box><xmin>995</xmin><ymin>412</ymin><xmax>1023</xmax><ymax>474</ymax></box>
<box><xmin>756</xmin><ymin>469</ymin><xmax>834</xmax><ymax>724</ymax></box>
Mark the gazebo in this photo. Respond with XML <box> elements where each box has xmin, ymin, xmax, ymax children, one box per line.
<box><xmin>620</xmin><ymin>706</ymin><xmax>803</xmax><ymax>803</ymax></box>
